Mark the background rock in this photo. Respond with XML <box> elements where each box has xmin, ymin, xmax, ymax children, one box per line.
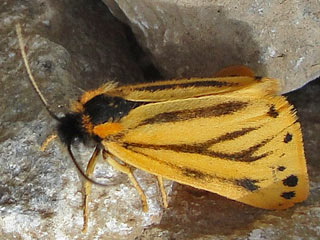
<box><xmin>103</xmin><ymin>0</ymin><xmax>320</xmax><ymax>93</ymax></box>
<box><xmin>0</xmin><ymin>0</ymin><xmax>319</xmax><ymax>239</ymax></box>
<box><xmin>0</xmin><ymin>0</ymin><xmax>164</xmax><ymax>239</ymax></box>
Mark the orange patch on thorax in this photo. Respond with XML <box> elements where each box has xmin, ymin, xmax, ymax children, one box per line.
<box><xmin>93</xmin><ymin>122</ymin><xmax>123</xmax><ymax>139</ymax></box>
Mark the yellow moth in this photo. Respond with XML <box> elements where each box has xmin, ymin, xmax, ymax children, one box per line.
<box><xmin>16</xmin><ymin>24</ymin><xmax>309</xmax><ymax>232</ymax></box>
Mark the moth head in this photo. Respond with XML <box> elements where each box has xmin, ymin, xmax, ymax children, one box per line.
<box><xmin>57</xmin><ymin>113</ymin><xmax>86</xmax><ymax>146</ymax></box>
<box><xmin>16</xmin><ymin>23</ymin><xmax>111</xmax><ymax>189</ymax></box>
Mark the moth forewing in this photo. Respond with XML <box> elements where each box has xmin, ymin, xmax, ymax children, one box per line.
<box><xmin>106</xmin><ymin>76</ymin><xmax>280</xmax><ymax>102</ymax></box>
<box><xmin>102</xmin><ymin>76</ymin><xmax>308</xmax><ymax>210</ymax></box>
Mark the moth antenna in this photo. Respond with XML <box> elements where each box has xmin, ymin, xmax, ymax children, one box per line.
<box><xmin>16</xmin><ymin>24</ymin><xmax>109</xmax><ymax>188</ymax></box>
<box><xmin>16</xmin><ymin>23</ymin><xmax>60</xmax><ymax>121</ymax></box>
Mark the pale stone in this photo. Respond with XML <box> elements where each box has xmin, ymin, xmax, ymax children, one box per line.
<box><xmin>103</xmin><ymin>0</ymin><xmax>320</xmax><ymax>93</ymax></box>
<box><xmin>0</xmin><ymin>0</ymin><xmax>164</xmax><ymax>239</ymax></box>
<box><xmin>1</xmin><ymin>0</ymin><xmax>319</xmax><ymax>239</ymax></box>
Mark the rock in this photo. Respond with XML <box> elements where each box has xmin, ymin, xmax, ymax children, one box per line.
<box><xmin>0</xmin><ymin>0</ymin><xmax>163</xmax><ymax>239</ymax></box>
<box><xmin>1</xmin><ymin>0</ymin><xmax>319</xmax><ymax>239</ymax></box>
<box><xmin>103</xmin><ymin>0</ymin><xmax>320</xmax><ymax>93</ymax></box>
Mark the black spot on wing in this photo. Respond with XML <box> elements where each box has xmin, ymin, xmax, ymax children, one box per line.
<box><xmin>138</xmin><ymin>101</ymin><xmax>248</xmax><ymax>126</ymax></box>
<box><xmin>236</xmin><ymin>178</ymin><xmax>260</xmax><ymax>191</ymax></box>
<box><xmin>283</xmin><ymin>175</ymin><xmax>298</xmax><ymax>187</ymax></box>
<box><xmin>283</xmin><ymin>133</ymin><xmax>293</xmax><ymax>143</ymax></box>
<box><xmin>255</xmin><ymin>76</ymin><xmax>263</xmax><ymax>81</ymax></box>
<box><xmin>277</xmin><ymin>166</ymin><xmax>286</xmax><ymax>171</ymax></box>
<box><xmin>267</xmin><ymin>105</ymin><xmax>279</xmax><ymax>118</ymax></box>
<box><xmin>281</xmin><ymin>191</ymin><xmax>296</xmax><ymax>199</ymax></box>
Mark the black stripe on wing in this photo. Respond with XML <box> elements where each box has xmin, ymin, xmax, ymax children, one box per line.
<box><xmin>123</xmin><ymin>127</ymin><xmax>272</xmax><ymax>162</ymax></box>
<box><xmin>122</xmin><ymin>143</ymin><xmax>262</xmax><ymax>192</ymax></box>
<box><xmin>132</xmin><ymin>79</ymin><xmax>240</xmax><ymax>92</ymax></box>
<box><xmin>138</xmin><ymin>101</ymin><xmax>248</xmax><ymax>126</ymax></box>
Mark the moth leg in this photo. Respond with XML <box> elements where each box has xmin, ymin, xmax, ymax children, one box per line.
<box><xmin>40</xmin><ymin>133</ymin><xmax>57</xmax><ymax>151</ymax></box>
<box><xmin>82</xmin><ymin>146</ymin><xmax>100</xmax><ymax>233</ymax></box>
<box><xmin>156</xmin><ymin>175</ymin><xmax>168</xmax><ymax>208</ymax></box>
<box><xmin>102</xmin><ymin>150</ymin><xmax>148</xmax><ymax>212</ymax></box>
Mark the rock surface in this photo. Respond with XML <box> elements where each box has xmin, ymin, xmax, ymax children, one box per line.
<box><xmin>103</xmin><ymin>0</ymin><xmax>320</xmax><ymax>93</ymax></box>
<box><xmin>0</xmin><ymin>0</ymin><xmax>163</xmax><ymax>239</ymax></box>
<box><xmin>0</xmin><ymin>0</ymin><xmax>319</xmax><ymax>239</ymax></box>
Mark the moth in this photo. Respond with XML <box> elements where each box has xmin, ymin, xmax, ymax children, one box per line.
<box><xmin>16</xmin><ymin>24</ymin><xmax>309</xmax><ymax>232</ymax></box>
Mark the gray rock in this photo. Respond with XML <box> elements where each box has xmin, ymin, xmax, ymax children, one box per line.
<box><xmin>1</xmin><ymin>0</ymin><xmax>319</xmax><ymax>239</ymax></box>
<box><xmin>0</xmin><ymin>0</ymin><xmax>163</xmax><ymax>239</ymax></box>
<box><xmin>103</xmin><ymin>0</ymin><xmax>320</xmax><ymax>93</ymax></box>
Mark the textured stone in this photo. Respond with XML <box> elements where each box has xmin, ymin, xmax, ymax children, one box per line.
<box><xmin>0</xmin><ymin>0</ymin><xmax>164</xmax><ymax>239</ymax></box>
<box><xmin>103</xmin><ymin>0</ymin><xmax>320</xmax><ymax>93</ymax></box>
<box><xmin>1</xmin><ymin>0</ymin><xmax>319</xmax><ymax>239</ymax></box>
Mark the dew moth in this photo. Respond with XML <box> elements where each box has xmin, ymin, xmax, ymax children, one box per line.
<box><xmin>16</xmin><ymin>24</ymin><xmax>309</xmax><ymax>232</ymax></box>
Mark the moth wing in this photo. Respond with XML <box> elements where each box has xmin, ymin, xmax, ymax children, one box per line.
<box><xmin>105</xmin><ymin>77</ymin><xmax>280</xmax><ymax>102</ymax></box>
<box><xmin>103</xmin><ymin>84</ymin><xmax>308</xmax><ymax>209</ymax></box>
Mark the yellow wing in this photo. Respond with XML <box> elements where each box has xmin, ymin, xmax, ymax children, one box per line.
<box><xmin>105</xmin><ymin>76</ymin><xmax>279</xmax><ymax>102</ymax></box>
<box><xmin>102</xmin><ymin>77</ymin><xmax>308</xmax><ymax>210</ymax></box>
